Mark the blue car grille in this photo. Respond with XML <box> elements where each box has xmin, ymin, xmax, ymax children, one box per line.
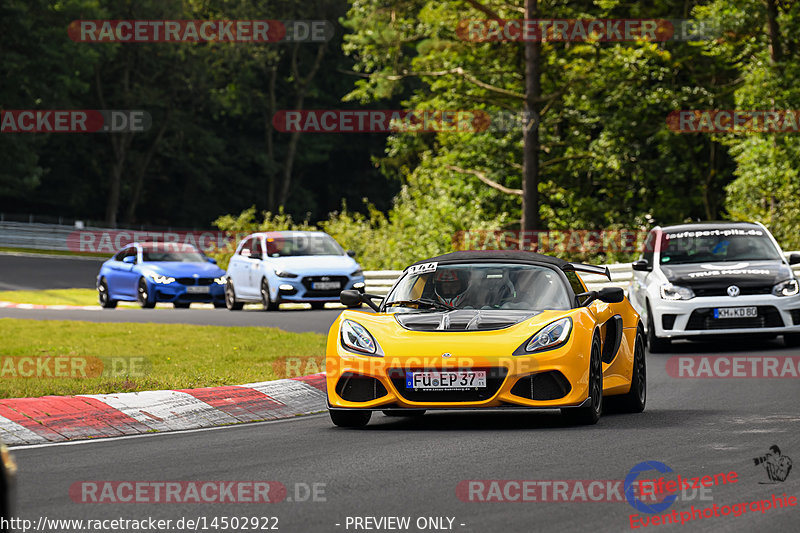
<box><xmin>176</xmin><ymin>277</ymin><xmax>214</xmax><ymax>286</ymax></box>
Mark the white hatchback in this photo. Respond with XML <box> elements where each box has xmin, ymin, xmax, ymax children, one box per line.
<box><xmin>224</xmin><ymin>231</ymin><xmax>365</xmax><ymax>311</ymax></box>
<box><xmin>629</xmin><ymin>222</ymin><xmax>800</xmax><ymax>351</ymax></box>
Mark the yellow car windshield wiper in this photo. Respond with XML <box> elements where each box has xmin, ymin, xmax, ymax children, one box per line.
<box><xmin>387</xmin><ymin>298</ymin><xmax>453</xmax><ymax>311</ymax></box>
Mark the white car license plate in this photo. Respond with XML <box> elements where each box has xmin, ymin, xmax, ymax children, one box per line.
<box><xmin>186</xmin><ymin>286</ymin><xmax>210</xmax><ymax>294</ymax></box>
<box><xmin>312</xmin><ymin>281</ymin><xmax>341</xmax><ymax>290</ymax></box>
<box><xmin>405</xmin><ymin>371</ymin><xmax>487</xmax><ymax>390</ymax></box>
<box><xmin>714</xmin><ymin>306</ymin><xmax>757</xmax><ymax>319</ymax></box>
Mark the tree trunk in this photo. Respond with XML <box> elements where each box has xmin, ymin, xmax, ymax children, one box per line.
<box><xmin>522</xmin><ymin>0</ymin><xmax>541</xmax><ymax>231</ymax></box>
<box><xmin>265</xmin><ymin>63</ymin><xmax>278</xmax><ymax>211</ymax></box>
<box><xmin>106</xmin><ymin>150</ymin><xmax>125</xmax><ymax>228</ymax></box>
<box><xmin>124</xmin><ymin>113</ymin><xmax>170</xmax><ymax>224</ymax></box>
<box><xmin>97</xmin><ymin>55</ymin><xmax>133</xmax><ymax>227</ymax></box>
<box><xmin>765</xmin><ymin>0</ymin><xmax>783</xmax><ymax>63</ymax></box>
<box><xmin>97</xmin><ymin>74</ymin><xmax>133</xmax><ymax>228</ymax></box>
<box><xmin>277</xmin><ymin>42</ymin><xmax>326</xmax><ymax>208</ymax></box>
<box><xmin>279</xmin><ymin>97</ymin><xmax>303</xmax><ymax>207</ymax></box>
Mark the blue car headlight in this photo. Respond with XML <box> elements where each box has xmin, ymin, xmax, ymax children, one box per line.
<box><xmin>145</xmin><ymin>271</ymin><xmax>175</xmax><ymax>284</ymax></box>
<box><xmin>340</xmin><ymin>319</ymin><xmax>382</xmax><ymax>356</ymax></box>
<box><xmin>275</xmin><ymin>270</ymin><xmax>298</xmax><ymax>278</ymax></box>
<box><xmin>350</xmin><ymin>269</ymin><xmax>363</xmax><ymax>277</ymax></box>
<box><xmin>213</xmin><ymin>276</ymin><xmax>226</xmax><ymax>285</ymax></box>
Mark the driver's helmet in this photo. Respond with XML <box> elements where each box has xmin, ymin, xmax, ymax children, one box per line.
<box><xmin>433</xmin><ymin>269</ymin><xmax>468</xmax><ymax>306</ymax></box>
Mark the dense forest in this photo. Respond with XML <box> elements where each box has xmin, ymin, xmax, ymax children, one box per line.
<box><xmin>2</xmin><ymin>0</ymin><xmax>799</xmax><ymax>267</ymax></box>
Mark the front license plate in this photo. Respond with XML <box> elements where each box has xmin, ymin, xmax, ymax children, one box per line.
<box><xmin>312</xmin><ymin>281</ymin><xmax>341</xmax><ymax>290</ymax></box>
<box><xmin>405</xmin><ymin>371</ymin><xmax>487</xmax><ymax>390</ymax></box>
<box><xmin>714</xmin><ymin>306</ymin><xmax>757</xmax><ymax>319</ymax></box>
<box><xmin>186</xmin><ymin>286</ymin><xmax>210</xmax><ymax>294</ymax></box>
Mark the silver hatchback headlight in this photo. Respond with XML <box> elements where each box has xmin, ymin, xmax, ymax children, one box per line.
<box><xmin>772</xmin><ymin>278</ymin><xmax>799</xmax><ymax>297</ymax></box>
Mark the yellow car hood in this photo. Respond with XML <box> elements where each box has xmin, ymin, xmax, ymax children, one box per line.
<box><xmin>332</xmin><ymin>308</ymin><xmax>581</xmax><ymax>358</ymax></box>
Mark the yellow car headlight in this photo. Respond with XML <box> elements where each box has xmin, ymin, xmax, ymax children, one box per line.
<box><xmin>340</xmin><ymin>319</ymin><xmax>382</xmax><ymax>356</ymax></box>
<box><xmin>521</xmin><ymin>317</ymin><xmax>573</xmax><ymax>354</ymax></box>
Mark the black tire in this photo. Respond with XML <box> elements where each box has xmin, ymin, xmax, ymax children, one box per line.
<box><xmin>646</xmin><ymin>303</ymin><xmax>670</xmax><ymax>353</ymax></box>
<box><xmin>310</xmin><ymin>302</ymin><xmax>326</xmax><ymax>310</ymax></box>
<box><xmin>562</xmin><ymin>334</ymin><xmax>603</xmax><ymax>425</ymax></box>
<box><xmin>382</xmin><ymin>409</ymin><xmax>426</xmax><ymax>417</ymax></box>
<box><xmin>261</xmin><ymin>279</ymin><xmax>279</xmax><ymax>311</ymax></box>
<box><xmin>137</xmin><ymin>278</ymin><xmax>156</xmax><ymax>309</ymax></box>
<box><xmin>785</xmin><ymin>333</ymin><xmax>800</xmax><ymax>347</ymax></box>
<box><xmin>173</xmin><ymin>302</ymin><xmax>191</xmax><ymax>309</ymax></box>
<box><xmin>97</xmin><ymin>279</ymin><xmax>117</xmax><ymax>309</ymax></box>
<box><xmin>225</xmin><ymin>280</ymin><xmax>243</xmax><ymax>311</ymax></box>
<box><xmin>213</xmin><ymin>302</ymin><xmax>226</xmax><ymax>309</ymax></box>
<box><xmin>329</xmin><ymin>409</ymin><xmax>371</xmax><ymax>428</ymax></box>
<box><xmin>617</xmin><ymin>330</ymin><xmax>647</xmax><ymax>413</ymax></box>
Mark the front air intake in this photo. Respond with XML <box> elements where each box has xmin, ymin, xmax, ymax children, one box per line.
<box><xmin>334</xmin><ymin>373</ymin><xmax>388</xmax><ymax>402</ymax></box>
<box><xmin>510</xmin><ymin>371</ymin><xmax>571</xmax><ymax>401</ymax></box>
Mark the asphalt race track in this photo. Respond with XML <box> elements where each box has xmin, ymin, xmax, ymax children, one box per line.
<box><xmin>5</xmin><ymin>253</ymin><xmax>800</xmax><ymax>532</ymax></box>
<box><xmin>11</xmin><ymin>338</ymin><xmax>800</xmax><ymax>533</ymax></box>
<box><xmin>0</xmin><ymin>253</ymin><xmax>103</xmax><ymax>291</ymax></box>
<box><xmin>0</xmin><ymin>252</ymin><xmax>346</xmax><ymax>333</ymax></box>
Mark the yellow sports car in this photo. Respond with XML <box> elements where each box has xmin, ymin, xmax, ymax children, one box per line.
<box><xmin>327</xmin><ymin>250</ymin><xmax>646</xmax><ymax>427</ymax></box>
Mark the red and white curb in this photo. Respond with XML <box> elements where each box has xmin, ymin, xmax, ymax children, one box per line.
<box><xmin>0</xmin><ymin>374</ymin><xmax>326</xmax><ymax>446</ymax></box>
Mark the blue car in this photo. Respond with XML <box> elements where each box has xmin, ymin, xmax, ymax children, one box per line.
<box><xmin>97</xmin><ymin>242</ymin><xmax>226</xmax><ymax>308</ymax></box>
<box><xmin>224</xmin><ymin>231</ymin><xmax>366</xmax><ymax>310</ymax></box>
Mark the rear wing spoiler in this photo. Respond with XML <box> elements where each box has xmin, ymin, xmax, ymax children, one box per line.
<box><xmin>563</xmin><ymin>263</ymin><xmax>611</xmax><ymax>281</ymax></box>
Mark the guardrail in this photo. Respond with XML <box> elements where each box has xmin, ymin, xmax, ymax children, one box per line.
<box><xmin>2</xmin><ymin>221</ymin><xmax>798</xmax><ymax>295</ymax></box>
<box><xmin>365</xmin><ymin>255</ymin><xmax>800</xmax><ymax>296</ymax></box>
<box><xmin>0</xmin><ymin>222</ymin><xmax>83</xmax><ymax>251</ymax></box>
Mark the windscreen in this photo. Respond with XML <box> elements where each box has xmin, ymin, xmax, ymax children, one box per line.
<box><xmin>660</xmin><ymin>229</ymin><xmax>782</xmax><ymax>264</ymax></box>
<box><xmin>266</xmin><ymin>234</ymin><xmax>343</xmax><ymax>257</ymax></box>
<box><xmin>385</xmin><ymin>263</ymin><xmax>572</xmax><ymax>311</ymax></box>
<box><xmin>141</xmin><ymin>245</ymin><xmax>206</xmax><ymax>262</ymax></box>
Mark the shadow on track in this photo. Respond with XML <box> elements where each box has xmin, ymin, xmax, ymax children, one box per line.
<box><xmin>328</xmin><ymin>408</ymin><xmax>725</xmax><ymax>432</ymax></box>
<box><xmin>655</xmin><ymin>337</ymin><xmax>787</xmax><ymax>355</ymax></box>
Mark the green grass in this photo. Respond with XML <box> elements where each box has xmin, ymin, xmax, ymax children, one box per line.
<box><xmin>0</xmin><ymin>318</ymin><xmax>326</xmax><ymax>399</ymax></box>
<box><xmin>0</xmin><ymin>246</ymin><xmax>109</xmax><ymax>258</ymax></box>
<box><xmin>0</xmin><ymin>288</ymin><xmax>111</xmax><ymax>306</ymax></box>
